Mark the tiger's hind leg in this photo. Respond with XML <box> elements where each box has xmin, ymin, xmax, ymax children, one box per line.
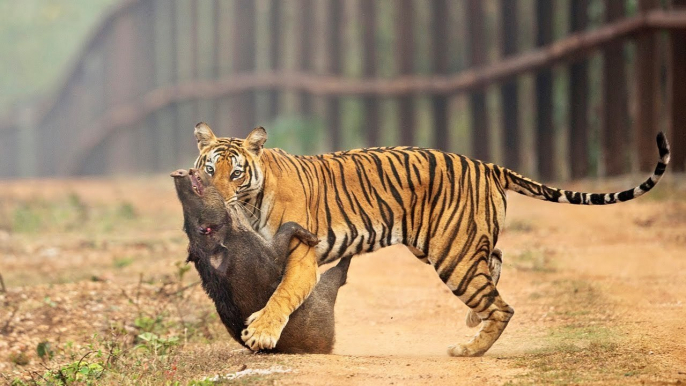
<box><xmin>435</xmin><ymin>246</ymin><xmax>514</xmax><ymax>357</ymax></box>
<box><xmin>465</xmin><ymin>248</ymin><xmax>503</xmax><ymax>328</ymax></box>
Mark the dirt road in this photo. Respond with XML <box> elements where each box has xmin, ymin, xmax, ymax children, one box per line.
<box><xmin>1</xmin><ymin>176</ymin><xmax>685</xmax><ymax>385</ymax></box>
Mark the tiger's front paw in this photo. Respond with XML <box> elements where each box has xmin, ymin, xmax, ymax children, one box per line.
<box><xmin>241</xmin><ymin>309</ymin><xmax>288</xmax><ymax>351</ymax></box>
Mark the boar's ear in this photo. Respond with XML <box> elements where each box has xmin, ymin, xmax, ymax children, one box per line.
<box><xmin>243</xmin><ymin>127</ymin><xmax>267</xmax><ymax>156</ymax></box>
<box><xmin>194</xmin><ymin>122</ymin><xmax>217</xmax><ymax>151</ymax></box>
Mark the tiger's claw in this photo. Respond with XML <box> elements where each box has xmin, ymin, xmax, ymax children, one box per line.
<box><xmin>241</xmin><ymin>308</ymin><xmax>288</xmax><ymax>351</ymax></box>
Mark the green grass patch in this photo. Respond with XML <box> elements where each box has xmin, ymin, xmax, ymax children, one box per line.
<box><xmin>506</xmin><ymin>219</ymin><xmax>535</xmax><ymax>233</ymax></box>
<box><xmin>2</xmin><ymin>269</ymin><xmax>238</xmax><ymax>385</ymax></box>
<box><xmin>546</xmin><ymin>324</ymin><xmax>616</xmax><ymax>349</ymax></box>
<box><xmin>511</xmin><ymin>249</ymin><xmax>556</xmax><ymax>273</ymax></box>
<box><xmin>113</xmin><ymin>257</ymin><xmax>134</xmax><ymax>269</ymax></box>
<box><xmin>508</xmin><ymin>279</ymin><xmax>649</xmax><ymax>385</ymax></box>
<box><xmin>3</xmin><ymin>192</ymin><xmax>139</xmax><ymax>234</ymax></box>
<box><xmin>509</xmin><ymin>325</ymin><xmax>630</xmax><ymax>386</ymax></box>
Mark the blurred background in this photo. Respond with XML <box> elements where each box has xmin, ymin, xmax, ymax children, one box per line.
<box><xmin>0</xmin><ymin>0</ymin><xmax>684</xmax><ymax>180</ymax></box>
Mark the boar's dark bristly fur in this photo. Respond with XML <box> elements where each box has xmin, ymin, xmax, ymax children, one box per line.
<box><xmin>172</xmin><ymin>168</ymin><xmax>350</xmax><ymax>354</ymax></box>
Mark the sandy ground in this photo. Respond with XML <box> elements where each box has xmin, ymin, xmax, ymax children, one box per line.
<box><xmin>1</xmin><ymin>175</ymin><xmax>685</xmax><ymax>385</ymax></box>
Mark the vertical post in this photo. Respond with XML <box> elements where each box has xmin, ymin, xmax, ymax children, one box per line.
<box><xmin>327</xmin><ymin>0</ymin><xmax>343</xmax><ymax>150</ymax></box>
<box><xmin>268</xmin><ymin>0</ymin><xmax>281</xmax><ymax>121</ymax></box>
<box><xmin>669</xmin><ymin>0</ymin><xmax>686</xmax><ymax>171</ymax></box>
<box><xmin>154</xmin><ymin>0</ymin><xmax>179</xmax><ymax>168</ymax></box>
<box><xmin>195</xmin><ymin>0</ymin><xmax>216</xmax><ymax>129</ymax></box>
<box><xmin>44</xmin><ymin>105</ymin><xmax>63</xmax><ymax>175</ymax></box>
<box><xmin>535</xmin><ymin>0</ymin><xmax>554</xmax><ymax>180</ymax></box>
<box><xmin>232</xmin><ymin>0</ymin><xmax>256</xmax><ymax>131</ymax></box>
<box><xmin>361</xmin><ymin>0</ymin><xmax>380</xmax><ymax>147</ymax></box>
<box><xmin>108</xmin><ymin>12</ymin><xmax>137</xmax><ymax>174</ymax></box>
<box><xmin>212</xmin><ymin>0</ymin><xmax>220</xmax><ymax>84</ymax></box>
<box><xmin>299</xmin><ymin>0</ymin><xmax>314</xmax><ymax>116</ymax></box>
<box><xmin>635</xmin><ymin>0</ymin><xmax>660</xmax><ymax>172</ymax></box>
<box><xmin>190</xmin><ymin>0</ymin><xmax>199</xmax><ymax>120</ymax></box>
<box><xmin>63</xmin><ymin>73</ymin><xmax>86</xmax><ymax>175</ymax></box>
<box><xmin>134</xmin><ymin>0</ymin><xmax>157</xmax><ymax>172</ymax></box>
<box><xmin>396</xmin><ymin>0</ymin><xmax>414</xmax><ymax>145</ymax></box>
<box><xmin>500</xmin><ymin>0</ymin><xmax>519</xmax><ymax>169</ymax></box>
<box><xmin>175</xmin><ymin>0</ymin><xmax>196</xmax><ymax>160</ymax></box>
<box><xmin>79</xmin><ymin>39</ymin><xmax>107</xmax><ymax>175</ymax></box>
<box><xmin>214</xmin><ymin>0</ymin><xmax>233</xmax><ymax>136</ymax></box>
<box><xmin>17</xmin><ymin>104</ymin><xmax>36</xmax><ymax>177</ymax></box>
<box><xmin>432</xmin><ymin>0</ymin><xmax>449</xmax><ymax>151</ymax></box>
<box><xmin>467</xmin><ymin>0</ymin><xmax>489</xmax><ymax>160</ymax></box>
<box><xmin>0</xmin><ymin>128</ymin><xmax>18</xmax><ymax>177</ymax></box>
<box><xmin>569</xmin><ymin>0</ymin><xmax>589</xmax><ymax>179</ymax></box>
<box><xmin>602</xmin><ymin>0</ymin><xmax>628</xmax><ymax>176</ymax></box>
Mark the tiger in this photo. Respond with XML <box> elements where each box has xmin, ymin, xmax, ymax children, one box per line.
<box><xmin>192</xmin><ymin>122</ymin><xmax>670</xmax><ymax>356</ymax></box>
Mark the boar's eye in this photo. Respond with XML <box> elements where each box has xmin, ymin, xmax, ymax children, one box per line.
<box><xmin>198</xmin><ymin>223</ymin><xmax>223</xmax><ymax>235</ymax></box>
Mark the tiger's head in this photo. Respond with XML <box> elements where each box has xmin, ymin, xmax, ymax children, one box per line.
<box><xmin>193</xmin><ymin>122</ymin><xmax>267</xmax><ymax>207</ymax></box>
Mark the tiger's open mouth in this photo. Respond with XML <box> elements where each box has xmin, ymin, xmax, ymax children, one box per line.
<box><xmin>189</xmin><ymin>169</ymin><xmax>205</xmax><ymax>197</ymax></box>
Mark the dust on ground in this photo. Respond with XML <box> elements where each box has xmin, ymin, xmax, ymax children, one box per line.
<box><xmin>1</xmin><ymin>174</ymin><xmax>685</xmax><ymax>385</ymax></box>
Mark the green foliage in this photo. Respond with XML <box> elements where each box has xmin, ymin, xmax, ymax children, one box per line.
<box><xmin>174</xmin><ymin>260</ymin><xmax>192</xmax><ymax>283</ymax></box>
<box><xmin>340</xmin><ymin>98</ymin><xmax>365</xmax><ymax>150</ymax></box>
<box><xmin>1</xmin><ymin>248</ymin><xmax>228</xmax><ymax>385</ymax></box>
<box><xmin>66</xmin><ymin>193</ymin><xmax>88</xmax><ymax>220</ymax></box>
<box><xmin>37</xmin><ymin>341</ymin><xmax>55</xmax><ymax>361</ymax></box>
<box><xmin>43</xmin><ymin>296</ymin><xmax>57</xmax><ymax>307</ymax></box>
<box><xmin>12</xmin><ymin>202</ymin><xmax>43</xmax><ymax>233</ymax></box>
<box><xmin>42</xmin><ymin>358</ymin><xmax>105</xmax><ymax>385</ymax></box>
<box><xmin>268</xmin><ymin>115</ymin><xmax>326</xmax><ymax>155</ymax></box>
<box><xmin>187</xmin><ymin>380</ymin><xmax>215</xmax><ymax>386</ymax></box>
<box><xmin>7</xmin><ymin>192</ymin><xmax>140</xmax><ymax>234</ymax></box>
<box><xmin>113</xmin><ymin>257</ymin><xmax>134</xmax><ymax>269</ymax></box>
<box><xmin>116</xmin><ymin>202</ymin><xmax>137</xmax><ymax>220</ymax></box>
<box><xmin>134</xmin><ymin>332</ymin><xmax>180</xmax><ymax>357</ymax></box>
<box><xmin>134</xmin><ymin>314</ymin><xmax>164</xmax><ymax>334</ymax></box>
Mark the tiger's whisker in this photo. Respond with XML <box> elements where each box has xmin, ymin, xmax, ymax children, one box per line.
<box><xmin>236</xmin><ymin>201</ymin><xmax>262</xmax><ymax>221</ymax></box>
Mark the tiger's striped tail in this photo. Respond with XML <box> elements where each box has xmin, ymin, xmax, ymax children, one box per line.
<box><xmin>502</xmin><ymin>132</ymin><xmax>670</xmax><ymax>205</ymax></box>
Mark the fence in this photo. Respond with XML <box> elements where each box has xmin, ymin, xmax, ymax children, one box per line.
<box><xmin>0</xmin><ymin>0</ymin><xmax>684</xmax><ymax>179</ymax></box>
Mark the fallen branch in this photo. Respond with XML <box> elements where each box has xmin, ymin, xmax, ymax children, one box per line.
<box><xmin>165</xmin><ymin>281</ymin><xmax>201</xmax><ymax>298</ymax></box>
<box><xmin>1</xmin><ymin>305</ymin><xmax>19</xmax><ymax>334</ymax></box>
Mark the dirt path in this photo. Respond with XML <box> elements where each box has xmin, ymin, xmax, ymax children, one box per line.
<box><xmin>1</xmin><ymin>176</ymin><xmax>685</xmax><ymax>385</ymax></box>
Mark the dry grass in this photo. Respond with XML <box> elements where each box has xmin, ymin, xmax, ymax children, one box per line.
<box><xmin>1</xmin><ymin>175</ymin><xmax>685</xmax><ymax>385</ymax></box>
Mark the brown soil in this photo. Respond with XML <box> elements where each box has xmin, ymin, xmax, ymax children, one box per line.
<box><xmin>1</xmin><ymin>175</ymin><xmax>685</xmax><ymax>385</ymax></box>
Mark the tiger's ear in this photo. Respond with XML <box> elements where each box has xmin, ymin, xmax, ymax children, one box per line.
<box><xmin>194</xmin><ymin>122</ymin><xmax>217</xmax><ymax>151</ymax></box>
<box><xmin>244</xmin><ymin>127</ymin><xmax>267</xmax><ymax>156</ymax></box>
